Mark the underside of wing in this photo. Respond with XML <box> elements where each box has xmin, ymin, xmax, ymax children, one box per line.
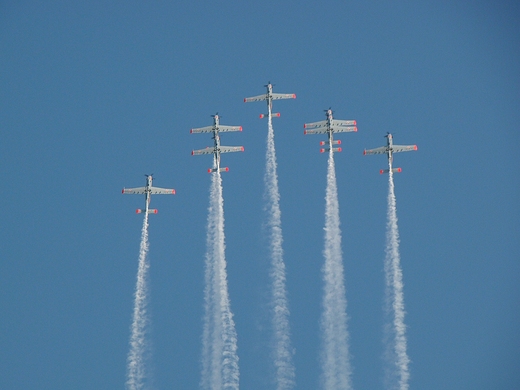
<box><xmin>190</xmin><ymin>126</ymin><xmax>213</xmax><ymax>134</ymax></box>
<box><xmin>303</xmin><ymin>128</ymin><xmax>326</xmax><ymax>135</ymax></box>
<box><xmin>363</xmin><ymin>146</ymin><xmax>387</xmax><ymax>155</ymax></box>
<box><xmin>332</xmin><ymin>119</ymin><xmax>356</xmax><ymax>127</ymax></box>
<box><xmin>192</xmin><ymin>147</ymin><xmax>214</xmax><ymax>155</ymax></box>
<box><xmin>332</xmin><ymin>125</ymin><xmax>357</xmax><ymax>133</ymax></box>
<box><xmin>393</xmin><ymin>144</ymin><xmax>418</xmax><ymax>153</ymax></box>
<box><xmin>271</xmin><ymin>93</ymin><xmax>296</xmax><ymax>100</ymax></box>
<box><xmin>122</xmin><ymin>187</ymin><xmax>146</xmax><ymax>194</ymax></box>
<box><xmin>220</xmin><ymin>146</ymin><xmax>244</xmax><ymax>153</ymax></box>
<box><xmin>244</xmin><ymin>94</ymin><xmax>267</xmax><ymax>103</ymax></box>
<box><xmin>218</xmin><ymin>125</ymin><xmax>242</xmax><ymax>132</ymax></box>
<box><xmin>304</xmin><ymin>120</ymin><xmax>327</xmax><ymax>129</ymax></box>
<box><xmin>150</xmin><ymin>186</ymin><xmax>176</xmax><ymax>195</ymax></box>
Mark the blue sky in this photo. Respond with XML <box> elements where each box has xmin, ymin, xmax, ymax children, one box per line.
<box><xmin>1</xmin><ymin>1</ymin><xmax>518</xmax><ymax>389</ymax></box>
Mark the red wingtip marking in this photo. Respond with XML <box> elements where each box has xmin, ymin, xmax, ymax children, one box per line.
<box><xmin>225</xmin><ymin>167</ymin><xmax>229</xmax><ymax>172</ymax></box>
<box><xmin>337</xmin><ymin>140</ymin><xmax>341</xmax><ymax>145</ymax></box>
<box><xmin>191</xmin><ymin>151</ymin><xmax>194</xmax><ymax>156</ymax></box>
<box><xmin>397</xmin><ymin>168</ymin><xmax>402</xmax><ymax>172</ymax></box>
<box><xmin>414</xmin><ymin>145</ymin><xmax>418</xmax><ymax>150</ymax></box>
<box><xmin>320</xmin><ymin>141</ymin><xmax>325</xmax><ymax>146</ymax></box>
<box><xmin>243</xmin><ymin>98</ymin><xmax>246</xmax><ymax>102</ymax></box>
<box><xmin>379</xmin><ymin>170</ymin><xmax>384</xmax><ymax>174</ymax></box>
<box><xmin>259</xmin><ymin>114</ymin><xmax>264</xmax><ymax>118</ymax></box>
<box><xmin>353</xmin><ymin>127</ymin><xmax>358</xmax><ymax>132</ymax></box>
<box><xmin>190</xmin><ymin>129</ymin><xmax>193</xmax><ymax>134</ymax></box>
<box><xmin>320</xmin><ymin>149</ymin><xmax>325</xmax><ymax>153</ymax></box>
<box><xmin>275</xmin><ymin>113</ymin><xmax>281</xmax><ymax>117</ymax></box>
<box><xmin>172</xmin><ymin>190</ymin><xmax>176</xmax><ymax>194</ymax></box>
<box><xmin>154</xmin><ymin>210</ymin><xmax>158</xmax><ymax>214</ymax></box>
<box><xmin>122</xmin><ymin>189</ymin><xmax>125</xmax><ymax>194</ymax></box>
<box><xmin>136</xmin><ymin>209</ymin><xmax>140</xmax><ymax>214</ymax></box>
<box><xmin>363</xmin><ymin>150</ymin><xmax>367</xmax><ymax>155</ymax></box>
<box><xmin>304</xmin><ymin>130</ymin><xmax>307</xmax><ymax>135</ymax></box>
<box><xmin>337</xmin><ymin>147</ymin><xmax>342</xmax><ymax>152</ymax></box>
<box><xmin>304</xmin><ymin>124</ymin><xmax>307</xmax><ymax>128</ymax></box>
<box><xmin>292</xmin><ymin>94</ymin><xmax>296</xmax><ymax>98</ymax></box>
<box><xmin>208</xmin><ymin>169</ymin><xmax>212</xmax><ymax>173</ymax></box>
<box><xmin>241</xmin><ymin>146</ymin><xmax>244</xmax><ymax>151</ymax></box>
<box><xmin>353</xmin><ymin>120</ymin><xmax>357</xmax><ymax>125</ymax></box>
<box><xmin>239</xmin><ymin>126</ymin><xmax>243</xmax><ymax>131</ymax></box>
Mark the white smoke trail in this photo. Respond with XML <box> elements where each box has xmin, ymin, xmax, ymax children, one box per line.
<box><xmin>126</xmin><ymin>212</ymin><xmax>151</xmax><ymax>390</ymax></box>
<box><xmin>383</xmin><ymin>165</ymin><xmax>410</xmax><ymax>390</ymax></box>
<box><xmin>265</xmin><ymin>115</ymin><xmax>295</xmax><ymax>390</ymax></box>
<box><xmin>201</xmin><ymin>171</ymin><xmax>240</xmax><ymax>390</ymax></box>
<box><xmin>320</xmin><ymin>149</ymin><xmax>352</xmax><ymax>390</ymax></box>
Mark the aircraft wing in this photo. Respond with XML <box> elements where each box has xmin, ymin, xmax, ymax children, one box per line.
<box><xmin>392</xmin><ymin>144</ymin><xmax>418</xmax><ymax>153</ymax></box>
<box><xmin>190</xmin><ymin>126</ymin><xmax>213</xmax><ymax>134</ymax></box>
<box><xmin>244</xmin><ymin>94</ymin><xmax>267</xmax><ymax>103</ymax></box>
<box><xmin>363</xmin><ymin>146</ymin><xmax>387</xmax><ymax>155</ymax></box>
<box><xmin>220</xmin><ymin>146</ymin><xmax>244</xmax><ymax>153</ymax></box>
<box><xmin>150</xmin><ymin>186</ymin><xmax>175</xmax><ymax>195</ymax></box>
<box><xmin>122</xmin><ymin>187</ymin><xmax>146</xmax><ymax>194</ymax></box>
<box><xmin>218</xmin><ymin>125</ymin><xmax>242</xmax><ymax>132</ymax></box>
<box><xmin>192</xmin><ymin>147</ymin><xmax>214</xmax><ymax>155</ymax></box>
<box><xmin>332</xmin><ymin>119</ymin><xmax>356</xmax><ymax>127</ymax></box>
<box><xmin>303</xmin><ymin>128</ymin><xmax>327</xmax><ymax>135</ymax></box>
<box><xmin>304</xmin><ymin>120</ymin><xmax>327</xmax><ymax>130</ymax></box>
<box><xmin>331</xmin><ymin>125</ymin><xmax>357</xmax><ymax>133</ymax></box>
<box><xmin>271</xmin><ymin>93</ymin><xmax>296</xmax><ymax>100</ymax></box>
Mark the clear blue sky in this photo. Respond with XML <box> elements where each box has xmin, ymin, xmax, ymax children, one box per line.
<box><xmin>1</xmin><ymin>1</ymin><xmax>518</xmax><ymax>389</ymax></box>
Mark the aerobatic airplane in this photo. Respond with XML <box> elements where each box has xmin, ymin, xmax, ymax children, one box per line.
<box><xmin>122</xmin><ymin>174</ymin><xmax>175</xmax><ymax>214</ymax></box>
<box><xmin>244</xmin><ymin>81</ymin><xmax>296</xmax><ymax>118</ymax></box>
<box><xmin>303</xmin><ymin>108</ymin><xmax>357</xmax><ymax>153</ymax></box>
<box><xmin>191</xmin><ymin>113</ymin><xmax>244</xmax><ymax>173</ymax></box>
<box><xmin>364</xmin><ymin>132</ymin><xmax>418</xmax><ymax>174</ymax></box>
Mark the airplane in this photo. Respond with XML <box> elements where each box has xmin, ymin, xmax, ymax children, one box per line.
<box><xmin>363</xmin><ymin>133</ymin><xmax>417</xmax><ymax>174</ymax></box>
<box><xmin>122</xmin><ymin>174</ymin><xmax>175</xmax><ymax>214</ymax></box>
<box><xmin>303</xmin><ymin>108</ymin><xmax>357</xmax><ymax>153</ymax></box>
<box><xmin>244</xmin><ymin>81</ymin><xmax>296</xmax><ymax>118</ymax></box>
<box><xmin>191</xmin><ymin>113</ymin><xmax>244</xmax><ymax>173</ymax></box>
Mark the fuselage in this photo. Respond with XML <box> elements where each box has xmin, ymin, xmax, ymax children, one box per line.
<box><xmin>326</xmin><ymin>109</ymin><xmax>334</xmax><ymax>142</ymax></box>
<box><xmin>212</xmin><ymin>115</ymin><xmax>222</xmax><ymax>169</ymax></box>
<box><xmin>386</xmin><ymin>133</ymin><xmax>394</xmax><ymax>164</ymax></box>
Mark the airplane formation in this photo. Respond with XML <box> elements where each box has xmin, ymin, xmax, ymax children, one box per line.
<box><xmin>121</xmin><ymin>82</ymin><xmax>417</xmax><ymax>211</ymax></box>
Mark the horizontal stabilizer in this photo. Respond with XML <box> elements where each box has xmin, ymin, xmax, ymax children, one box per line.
<box><xmin>208</xmin><ymin>167</ymin><xmax>230</xmax><ymax>173</ymax></box>
<box><xmin>320</xmin><ymin>140</ymin><xmax>341</xmax><ymax>146</ymax></box>
<box><xmin>260</xmin><ymin>113</ymin><xmax>281</xmax><ymax>119</ymax></box>
<box><xmin>136</xmin><ymin>209</ymin><xmax>158</xmax><ymax>214</ymax></box>
<box><xmin>379</xmin><ymin>167</ymin><xmax>402</xmax><ymax>174</ymax></box>
<box><xmin>320</xmin><ymin>147</ymin><xmax>342</xmax><ymax>153</ymax></box>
